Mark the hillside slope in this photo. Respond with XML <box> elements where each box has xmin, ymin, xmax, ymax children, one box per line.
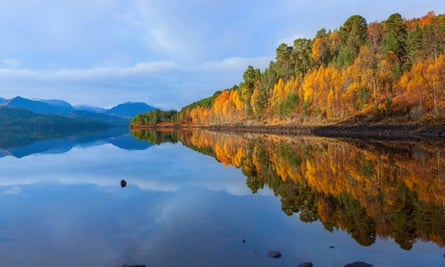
<box><xmin>132</xmin><ymin>11</ymin><xmax>445</xmax><ymax>132</ymax></box>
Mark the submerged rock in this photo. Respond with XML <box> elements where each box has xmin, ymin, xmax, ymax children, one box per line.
<box><xmin>298</xmin><ymin>262</ymin><xmax>313</xmax><ymax>267</ymax></box>
<box><xmin>344</xmin><ymin>261</ymin><xmax>374</xmax><ymax>267</ymax></box>
<box><xmin>120</xmin><ymin>179</ymin><xmax>127</xmax><ymax>188</ymax></box>
<box><xmin>267</xmin><ymin>251</ymin><xmax>282</xmax><ymax>258</ymax></box>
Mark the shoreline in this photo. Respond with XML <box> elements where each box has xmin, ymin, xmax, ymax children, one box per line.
<box><xmin>312</xmin><ymin>124</ymin><xmax>445</xmax><ymax>140</ymax></box>
<box><xmin>130</xmin><ymin>123</ymin><xmax>445</xmax><ymax>140</ymax></box>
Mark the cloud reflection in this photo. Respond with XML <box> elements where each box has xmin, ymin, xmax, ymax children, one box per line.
<box><xmin>0</xmin><ymin>142</ymin><xmax>271</xmax><ymax>196</ymax></box>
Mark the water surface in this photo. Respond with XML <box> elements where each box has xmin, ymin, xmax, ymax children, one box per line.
<box><xmin>0</xmin><ymin>129</ymin><xmax>443</xmax><ymax>266</ymax></box>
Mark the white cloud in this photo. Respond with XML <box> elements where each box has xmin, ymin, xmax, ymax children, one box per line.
<box><xmin>0</xmin><ymin>56</ymin><xmax>273</xmax><ymax>109</ymax></box>
<box><xmin>148</xmin><ymin>25</ymin><xmax>180</xmax><ymax>53</ymax></box>
<box><xmin>0</xmin><ymin>143</ymin><xmax>273</xmax><ymax>197</ymax></box>
<box><xmin>53</xmin><ymin>61</ymin><xmax>179</xmax><ymax>79</ymax></box>
<box><xmin>0</xmin><ymin>56</ymin><xmax>271</xmax><ymax>81</ymax></box>
<box><xmin>0</xmin><ymin>61</ymin><xmax>178</xmax><ymax>80</ymax></box>
<box><xmin>202</xmin><ymin>56</ymin><xmax>272</xmax><ymax>72</ymax></box>
<box><xmin>276</xmin><ymin>35</ymin><xmax>306</xmax><ymax>46</ymax></box>
<box><xmin>0</xmin><ymin>59</ymin><xmax>19</xmax><ymax>69</ymax></box>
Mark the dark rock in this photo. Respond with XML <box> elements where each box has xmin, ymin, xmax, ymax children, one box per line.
<box><xmin>120</xmin><ymin>179</ymin><xmax>127</xmax><ymax>188</ymax></box>
<box><xmin>298</xmin><ymin>262</ymin><xmax>313</xmax><ymax>267</ymax></box>
<box><xmin>329</xmin><ymin>245</ymin><xmax>335</xmax><ymax>248</ymax></box>
<box><xmin>267</xmin><ymin>251</ymin><xmax>282</xmax><ymax>258</ymax></box>
<box><xmin>344</xmin><ymin>261</ymin><xmax>374</xmax><ymax>267</ymax></box>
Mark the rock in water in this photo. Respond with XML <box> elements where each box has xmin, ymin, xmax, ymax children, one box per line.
<box><xmin>299</xmin><ymin>262</ymin><xmax>313</xmax><ymax>267</ymax></box>
<box><xmin>267</xmin><ymin>251</ymin><xmax>282</xmax><ymax>258</ymax></box>
<box><xmin>344</xmin><ymin>261</ymin><xmax>374</xmax><ymax>267</ymax></box>
<box><xmin>120</xmin><ymin>179</ymin><xmax>127</xmax><ymax>188</ymax></box>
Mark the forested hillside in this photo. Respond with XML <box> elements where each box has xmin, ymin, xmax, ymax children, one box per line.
<box><xmin>132</xmin><ymin>12</ymin><xmax>445</xmax><ymax>126</ymax></box>
<box><xmin>0</xmin><ymin>107</ymin><xmax>110</xmax><ymax>132</ymax></box>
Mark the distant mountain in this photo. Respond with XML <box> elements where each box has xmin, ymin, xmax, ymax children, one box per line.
<box><xmin>39</xmin><ymin>99</ymin><xmax>75</xmax><ymax>113</ymax></box>
<box><xmin>0</xmin><ymin>96</ymin><xmax>157</xmax><ymax>126</ymax></box>
<box><xmin>0</xmin><ymin>107</ymin><xmax>110</xmax><ymax>133</ymax></box>
<box><xmin>75</xmin><ymin>105</ymin><xmax>107</xmax><ymax>113</ymax></box>
<box><xmin>68</xmin><ymin>110</ymin><xmax>128</xmax><ymax>126</ymax></box>
<box><xmin>105</xmin><ymin>102</ymin><xmax>155</xmax><ymax>118</ymax></box>
<box><xmin>2</xmin><ymin>96</ymin><xmax>68</xmax><ymax>115</ymax></box>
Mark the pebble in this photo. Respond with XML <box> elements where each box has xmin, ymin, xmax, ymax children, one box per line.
<box><xmin>267</xmin><ymin>251</ymin><xmax>282</xmax><ymax>258</ymax></box>
<box><xmin>344</xmin><ymin>261</ymin><xmax>374</xmax><ymax>267</ymax></box>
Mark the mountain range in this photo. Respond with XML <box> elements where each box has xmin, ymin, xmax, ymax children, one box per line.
<box><xmin>0</xmin><ymin>96</ymin><xmax>156</xmax><ymax>126</ymax></box>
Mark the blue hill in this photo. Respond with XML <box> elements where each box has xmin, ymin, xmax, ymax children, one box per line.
<box><xmin>39</xmin><ymin>99</ymin><xmax>75</xmax><ymax>113</ymax></box>
<box><xmin>0</xmin><ymin>96</ymin><xmax>157</xmax><ymax>126</ymax></box>
<box><xmin>4</xmin><ymin>96</ymin><xmax>67</xmax><ymax>115</ymax></box>
<box><xmin>105</xmin><ymin>102</ymin><xmax>155</xmax><ymax>118</ymax></box>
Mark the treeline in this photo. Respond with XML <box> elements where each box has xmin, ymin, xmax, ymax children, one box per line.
<box><xmin>132</xmin><ymin>109</ymin><xmax>178</xmax><ymax>125</ymax></box>
<box><xmin>132</xmin><ymin>11</ymin><xmax>445</xmax><ymax>126</ymax></box>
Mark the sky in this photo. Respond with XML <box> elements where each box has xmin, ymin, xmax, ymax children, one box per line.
<box><xmin>0</xmin><ymin>1</ymin><xmax>443</xmax><ymax>109</ymax></box>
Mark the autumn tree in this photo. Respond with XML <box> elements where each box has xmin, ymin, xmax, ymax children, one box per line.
<box><xmin>423</xmin><ymin>15</ymin><xmax>445</xmax><ymax>61</ymax></box>
<box><xmin>367</xmin><ymin>22</ymin><xmax>383</xmax><ymax>53</ymax></box>
<box><xmin>345</xmin><ymin>46</ymin><xmax>376</xmax><ymax>112</ymax></box>
<box><xmin>312</xmin><ymin>28</ymin><xmax>332</xmax><ymax>66</ymax></box>
<box><xmin>426</xmin><ymin>55</ymin><xmax>445</xmax><ymax>114</ymax></box>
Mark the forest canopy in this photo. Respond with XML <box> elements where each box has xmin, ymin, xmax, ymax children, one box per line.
<box><xmin>132</xmin><ymin>11</ymin><xmax>445</xmax><ymax>126</ymax></box>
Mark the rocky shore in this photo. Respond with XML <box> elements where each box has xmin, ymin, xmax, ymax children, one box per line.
<box><xmin>312</xmin><ymin>123</ymin><xmax>445</xmax><ymax>140</ymax></box>
<box><xmin>131</xmin><ymin>122</ymin><xmax>445</xmax><ymax>140</ymax></box>
<box><xmin>206</xmin><ymin>123</ymin><xmax>445</xmax><ymax>140</ymax></box>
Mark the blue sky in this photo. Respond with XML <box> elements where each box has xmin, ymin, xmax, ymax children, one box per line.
<box><xmin>0</xmin><ymin>1</ymin><xmax>443</xmax><ymax>109</ymax></box>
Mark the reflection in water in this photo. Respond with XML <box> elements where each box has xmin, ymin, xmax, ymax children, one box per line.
<box><xmin>132</xmin><ymin>129</ymin><xmax>445</xmax><ymax>250</ymax></box>
<box><xmin>0</xmin><ymin>127</ymin><xmax>152</xmax><ymax>158</ymax></box>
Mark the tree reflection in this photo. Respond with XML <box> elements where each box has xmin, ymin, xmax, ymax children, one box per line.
<box><xmin>131</xmin><ymin>128</ymin><xmax>445</xmax><ymax>250</ymax></box>
<box><xmin>132</xmin><ymin>129</ymin><xmax>180</xmax><ymax>145</ymax></box>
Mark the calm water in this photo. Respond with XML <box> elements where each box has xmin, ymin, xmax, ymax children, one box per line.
<box><xmin>0</xmin><ymin>128</ymin><xmax>443</xmax><ymax>267</ymax></box>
